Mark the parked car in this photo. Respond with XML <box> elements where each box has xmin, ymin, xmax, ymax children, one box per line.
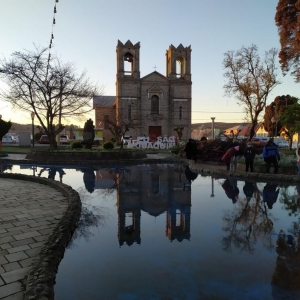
<box><xmin>121</xmin><ymin>135</ymin><xmax>132</xmax><ymax>145</ymax></box>
<box><xmin>60</xmin><ymin>134</ymin><xmax>70</xmax><ymax>145</ymax></box>
<box><xmin>39</xmin><ymin>135</ymin><xmax>50</xmax><ymax>144</ymax></box>
<box><xmin>277</xmin><ymin>140</ymin><xmax>289</xmax><ymax>148</ymax></box>
<box><xmin>250</xmin><ymin>137</ymin><xmax>268</xmax><ymax>146</ymax></box>
<box><xmin>2</xmin><ymin>134</ymin><xmax>17</xmax><ymax>144</ymax></box>
<box><xmin>6</xmin><ymin>133</ymin><xmax>19</xmax><ymax>143</ymax></box>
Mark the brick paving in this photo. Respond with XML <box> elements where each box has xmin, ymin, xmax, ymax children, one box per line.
<box><xmin>0</xmin><ymin>178</ymin><xmax>69</xmax><ymax>299</ymax></box>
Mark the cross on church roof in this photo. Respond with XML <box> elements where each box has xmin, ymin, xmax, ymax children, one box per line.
<box><xmin>153</xmin><ymin>65</ymin><xmax>157</xmax><ymax>71</ymax></box>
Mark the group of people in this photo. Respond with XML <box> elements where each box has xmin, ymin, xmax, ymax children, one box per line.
<box><xmin>185</xmin><ymin>137</ymin><xmax>298</xmax><ymax>174</ymax></box>
<box><xmin>220</xmin><ymin>137</ymin><xmax>283</xmax><ymax>173</ymax></box>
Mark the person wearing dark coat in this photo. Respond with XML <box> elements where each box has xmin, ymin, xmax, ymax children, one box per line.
<box><xmin>263</xmin><ymin>138</ymin><xmax>280</xmax><ymax>174</ymax></box>
<box><xmin>243</xmin><ymin>142</ymin><xmax>256</xmax><ymax>172</ymax></box>
<box><xmin>184</xmin><ymin>139</ymin><xmax>197</xmax><ymax>161</ymax></box>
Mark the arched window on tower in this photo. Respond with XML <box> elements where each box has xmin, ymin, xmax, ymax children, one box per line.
<box><xmin>151</xmin><ymin>95</ymin><xmax>159</xmax><ymax>114</ymax></box>
<box><xmin>124</xmin><ymin>52</ymin><xmax>133</xmax><ymax>76</ymax></box>
<box><xmin>176</xmin><ymin>57</ymin><xmax>184</xmax><ymax>78</ymax></box>
<box><xmin>179</xmin><ymin>106</ymin><xmax>183</xmax><ymax>120</ymax></box>
<box><xmin>128</xmin><ymin>105</ymin><xmax>132</xmax><ymax>120</ymax></box>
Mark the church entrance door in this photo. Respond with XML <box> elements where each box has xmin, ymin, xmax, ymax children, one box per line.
<box><xmin>149</xmin><ymin>126</ymin><xmax>161</xmax><ymax>142</ymax></box>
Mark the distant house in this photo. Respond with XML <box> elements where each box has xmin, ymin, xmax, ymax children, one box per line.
<box><xmin>223</xmin><ymin>125</ymin><xmax>246</xmax><ymax>139</ymax></box>
<box><xmin>237</xmin><ymin>125</ymin><xmax>252</xmax><ymax>139</ymax></box>
<box><xmin>223</xmin><ymin>123</ymin><xmax>268</xmax><ymax>140</ymax></box>
<box><xmin>279</xmin><ymin>126</ymin><xmax>300</xmax><ymax>143</ymax></box>
<box><xmin>255</xmin><ymin>124</ymin><xmax>269</xmax><ymax>137</ymax></box>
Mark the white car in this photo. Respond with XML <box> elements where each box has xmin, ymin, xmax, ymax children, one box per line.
<box><xmin>122</xmin><ymin>135</ymin><xmax>132</xmax><ymax>145</ymax></box>
<box><xmin>60</xmin><ymin>134</ymin><xmax>70</xmax><ymax>145</ymax></box>
<box><xmin>6</xmin><ymin>133</ymin><xmax>19</xmax><ymax>143</ymax></box>
<box><xmin>2</xmin><ymin>134</ymin><xmax>17</xmax><ymax>144</ymax></box>
<box><xmin>277</xmin><ymin>140</ymin><xmax>289</xmax><ymax>148</ymax></box>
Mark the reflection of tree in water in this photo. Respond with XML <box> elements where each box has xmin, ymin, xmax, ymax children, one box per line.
<box><xmin>102</xmin><ymin>167</ymin><xmax>136</xmax><ymax>196</ymax></box>
<box><xmin>271</xmin><ymin>220</ymin><xmax>300</xmax><ymax>299</ymax></box>
<box><xmin>222</xmin><ymin>181</ymin><xmax>275</xmax><ymax>253</ymax></box>
<box><xmin>279</xmin><ymin>186</ymin><xmax>300</xmax><ymax>217</ymax></box>
<box><xmin>68</xmin><ymin>188</ymin><xmax>110</xmax><ymax>248</ymax></box>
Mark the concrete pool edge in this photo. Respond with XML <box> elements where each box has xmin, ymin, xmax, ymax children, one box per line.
<box><xmin>189</xmin><ymin>161</ymin><xmax>300</xmax><ymax>184</ymax></box>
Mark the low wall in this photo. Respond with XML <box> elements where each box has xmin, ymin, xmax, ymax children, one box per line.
<box><xmin>25</xmin><ymin>150</ymin><xmax>147</xmax><ymax>162</ymax></box>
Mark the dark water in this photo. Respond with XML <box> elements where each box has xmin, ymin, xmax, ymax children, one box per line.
<box><xmin>4</xmin><ymin>163</ymin><xmax>300</xmax><ymax>300</ymax></box>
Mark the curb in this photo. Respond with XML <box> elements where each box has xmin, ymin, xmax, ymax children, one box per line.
<box><xmin>0</xmin><ymin>173</ymin><xmax>82</xmax><ymax>300</ymax></box>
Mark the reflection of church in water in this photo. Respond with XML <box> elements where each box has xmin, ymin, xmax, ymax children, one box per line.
<box><xmin>113</xmin><ymin>164</ymin><xmax>192</xmax><ymax>246</ymax></box>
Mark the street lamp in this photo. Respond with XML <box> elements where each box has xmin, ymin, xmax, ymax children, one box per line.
<box><xmin>271</xmin><ymin>117</ymin><xmax>275</xmax><ymax>137</ymax></box>
<box><xmin>211</xmin><ymin>117</ymin><xmax>216</xmax><ymax>139</ymax></box>
<box><xmin>31</xmin><ymin>111</ymin><xmax>35</xmax><ymax>148</ymax></box>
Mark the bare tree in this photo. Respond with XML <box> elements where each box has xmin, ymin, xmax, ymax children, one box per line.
<box><xmin>106</xmin><ymin>109</ymin><xmax>143</xmax><ymax>149</ymax></box>
<box><xmin>223</xmin><ymin>45</ymin><xmax>281</xmax><ymax>139</ymax></box>
<box><xmin>0</xmin><ymin>47</ymin><xmax>100</xmax><ymax>148</ymax></box>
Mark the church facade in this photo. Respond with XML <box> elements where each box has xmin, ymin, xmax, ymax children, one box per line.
<box><xmin>93</xmin><ymin>40</ymin><xmax>192</xmax><ymax>142</ymax></box>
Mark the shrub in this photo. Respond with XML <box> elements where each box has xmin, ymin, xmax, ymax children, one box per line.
<box><xmin>103</xmin><ymin>141</ymin><xmax>114</xmax><ymax>150</ymax></box>
<box><xmin>169</xmin><ymin>141</ymin><xmax>185</xmax><ymax>155</ymax></box>
<box><xmin>71</xmin><ymin>140</ymin><xmax>83</xmax><ymax>149</ymax></box>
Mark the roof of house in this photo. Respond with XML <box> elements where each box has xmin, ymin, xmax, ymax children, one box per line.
<box><xmin>238</xmin><ymin>125</ymin><xmax>251</xmax><ymax>136</ymax></box>
<box><xmin>93</xmin><ymin>96</ymin><xmax>116</xmax><ymax>107</ymax></box>
<box><xmin>224</xmin><ymin>125</ymin><xmax>246</xmax><ymax>132</ymax></box>
<box><xmin>224</xmin><ymin>124</ymin><xmax>262</xmax><ymax>137</ymax></box>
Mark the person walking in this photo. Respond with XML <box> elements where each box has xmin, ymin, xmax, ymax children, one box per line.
<box><xmin>221</xmin><ymin>145</ymin><xmax>239</xmax><ymax>171</ymax></box>
<box><xmin>243</xmin><ymin>142</ymin><xmax>256</xmax><ymax>172</ymax></box>
<box><xmin>296</xmin><ymin>145</ymin><xmax>300</xmax><ymax>175</ymax></box>
<box><xmin>263</xmin><ymin>138</ymin><xmax>280</xmax><ymax>174</ymax></box>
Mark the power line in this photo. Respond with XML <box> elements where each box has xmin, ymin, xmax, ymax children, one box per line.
<box><xmin>192</xmin><ymin>111</ymin><xmax>243</xmax><ymax>113</ymax></box>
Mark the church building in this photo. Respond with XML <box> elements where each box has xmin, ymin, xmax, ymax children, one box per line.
<box><xmin>93</xmin><ymin>40</ymin><xmax>192</xmax><ymax>141</ymax></box>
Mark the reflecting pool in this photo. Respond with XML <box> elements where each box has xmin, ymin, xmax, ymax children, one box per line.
<box><xmin>4</xmin><ymin>163</ymin><xmax>300</xmax><ymax>300</ymax></box>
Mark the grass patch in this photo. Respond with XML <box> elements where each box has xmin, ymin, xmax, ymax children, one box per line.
<box><xmin>1</xmin><ymin>146</ymin><xmax>32</xmax><ymax>153</ymax></box>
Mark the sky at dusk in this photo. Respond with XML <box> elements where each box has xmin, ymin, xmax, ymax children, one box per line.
<box><xmin>0</xmin><ymin>0</ymin><xmax>297</xmax><ymax>126</ymax></box>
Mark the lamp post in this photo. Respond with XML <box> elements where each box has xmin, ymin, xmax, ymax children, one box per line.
<box><xmin>31</xmin><ymin>111</ymin><xmax>35</xmax><ymax>148</ymax></box>
<box><xmin>271</xmin><ymin>117</ymin><xmax>279</xmax><ymax>137</ymax></box>
<box><xmin>271</xmin><ymin>117</ymin><xmax>275</xmax><ymax>137</ymax></box>
<box><xmin>211</xmin><ymin>117</ymin><xmax>216</xmax><ymax>139</ymax></box>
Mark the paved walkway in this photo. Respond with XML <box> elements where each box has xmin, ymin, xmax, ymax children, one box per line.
<box><xmin>0</xmin><ymin>178</ymin><xmax>69</xmax><ymax>299</ymax></box>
